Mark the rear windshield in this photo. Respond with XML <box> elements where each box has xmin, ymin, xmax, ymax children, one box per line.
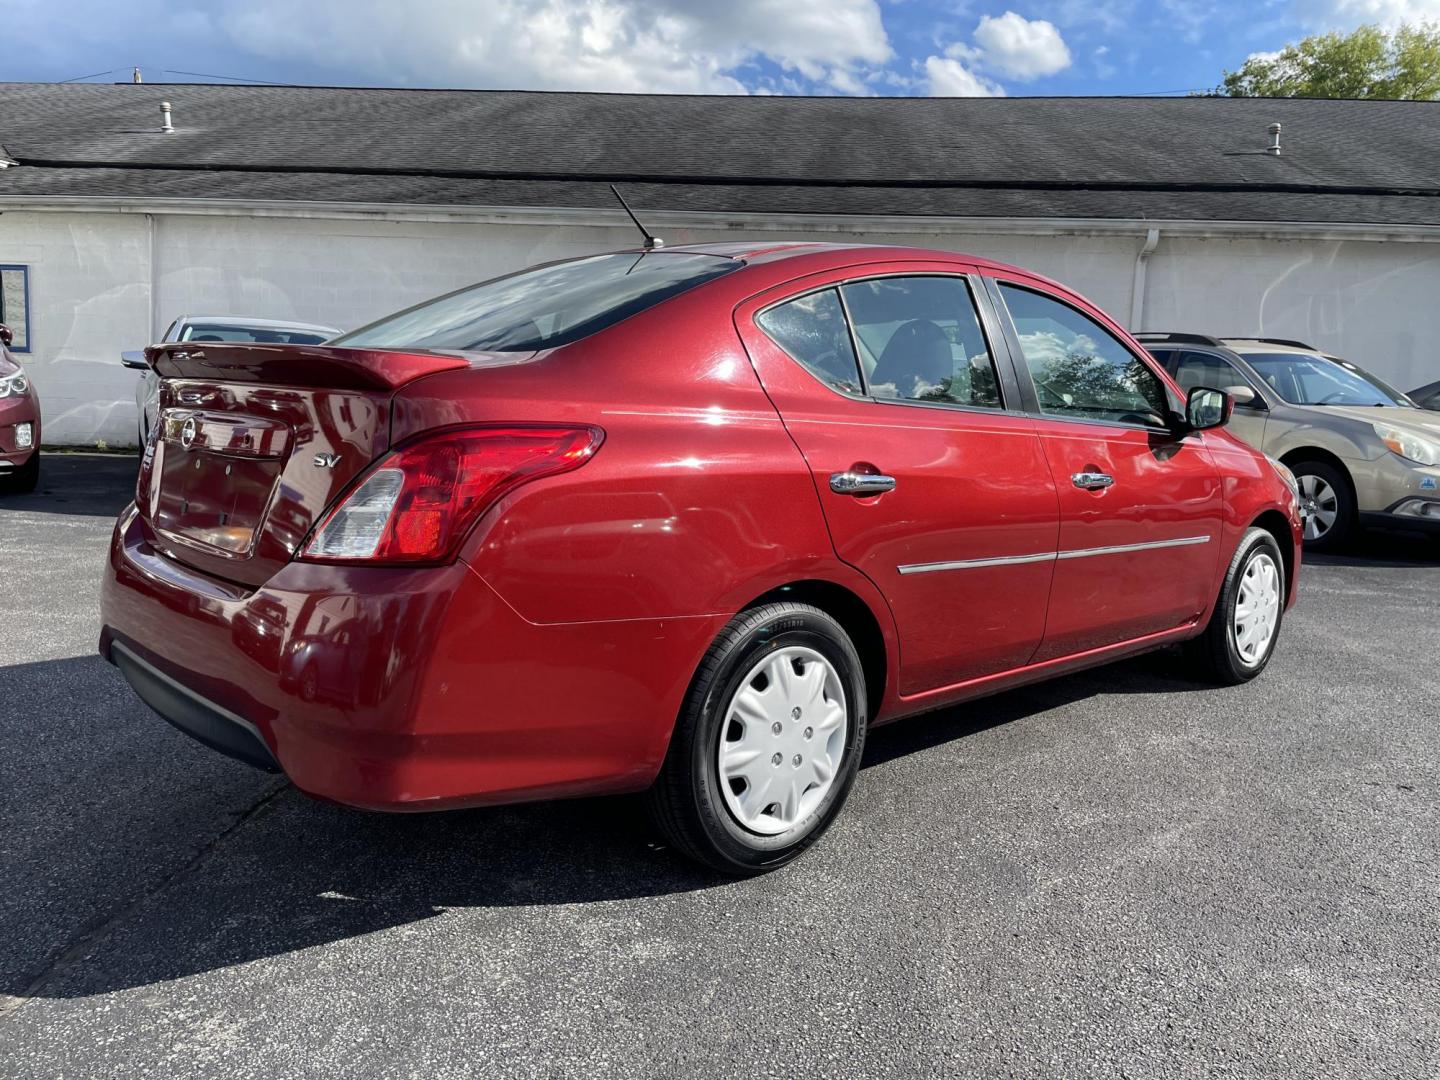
<box><xmin>331</xmin><ymin>253</ymin><xmax>741</xmax><ymax>353</ymax></box>
<box><xmin>181</xmin><ymin>324</ymin><xmax>332</xmax><ymax>345</ymax></box>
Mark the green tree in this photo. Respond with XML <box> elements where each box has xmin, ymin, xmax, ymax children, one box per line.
<box><xmin>1222</xmin><ymin>23</ymin><xmax>1440</xmax><ymax>99</ymax></box>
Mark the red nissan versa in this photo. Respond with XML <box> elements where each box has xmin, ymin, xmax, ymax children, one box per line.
<box><xmin>99</xmin><ymin>244</ymin><xmax>1302</xmax><ymax>874</ymax></box>
<box><xmin>0</xmin><ymin>323</ymin><xmax>40</xmax><ymax>494</ymax></box>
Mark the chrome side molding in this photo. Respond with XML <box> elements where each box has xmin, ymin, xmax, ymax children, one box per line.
<box><xmin>898</xmin><ymin>534</ymin><xmax>1211</xmax><ymax>575</ymax></box>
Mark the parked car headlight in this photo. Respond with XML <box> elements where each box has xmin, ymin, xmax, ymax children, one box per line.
<box><xmin>1374</xmin><ymin>422</ymin><xmax>1440</xmax><ymax>466</ymax></box>
<box><xmin>0</xmin><ymin>370</ymin><xmax>28</xmax><ymax>398</ymax></box>
<box><xmin>1265</xmin><ymin>454</ymin><xmax>1300</xmax><ymax>505</ymax></box>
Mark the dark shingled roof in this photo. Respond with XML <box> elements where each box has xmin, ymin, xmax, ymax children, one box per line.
<box><xmin>2</xmin><ymin>82</ymin><xmax>1439</xmax><ymax>224</ymax></box>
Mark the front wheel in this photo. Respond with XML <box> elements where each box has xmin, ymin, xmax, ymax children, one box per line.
<box><xmin>1184</xmin><ymin>527</ymin><xmax>1286</xmax><ymax>685</ymax></box>
<box><xmin>646</xmin><ymin>602</ymin><xmax>868</xmax><ymax>875</ymax></box>
<box><xmin>1291</xmin><ymin>460</ymin><xmax>1355</xmax><ymax>551</ymax></box>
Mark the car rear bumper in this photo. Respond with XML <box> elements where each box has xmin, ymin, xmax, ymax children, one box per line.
<box><xmin>100</xmin><ymin>505</ymin><xmax>725</xmax><ymax>811</ymax></box>
<box><xmin>111</xmin><ymin>640</ymin><xmax>281</xmax><ymax>771</ymax></box>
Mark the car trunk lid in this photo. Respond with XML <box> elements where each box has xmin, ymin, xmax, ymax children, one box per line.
<box><xmin>136</xmin><ymin>342</ymin><xmax>473</xmax><ymax>587</ymax></box>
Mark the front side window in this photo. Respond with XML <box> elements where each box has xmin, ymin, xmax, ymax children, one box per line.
<box><xmin>999</xmin><ymin>284</ymin><xmax>1168</xmax><ymax>427</ymax></box>
<box><xmin>840</xmin><ymin>276</ymin><xmax>1002</xmax><ymax>409</ymax></box>
<box><xmin>1172</xmin><ymin>351</ymin><xmax>1262</xmax><ymax>405</ymax></box>
<box><xmin>0</xmin><ymin>265</ymin><xmax>30</xmax><ymax>352</ymax></box>
<box><xmin>332</xmin><ymin>252</ymin><xmax>740</xmax><ymax>353</ymax></box>
<box><xmin>1240</xmin><ymin>352</ymin><xmax>1415</xmax><ymax>408</ymax></box>
<box><xmin>756</xmin><ymin>288</ymin><xmax>863</xmax><ymax>395</ymax></box>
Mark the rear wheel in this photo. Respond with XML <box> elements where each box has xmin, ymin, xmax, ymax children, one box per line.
<box><xmin>1184</xmin><ymin>526</ymin><xmax>1285</xmax><ymax>685</ymax></box>
<box><xmin>1290</xmin><ymin>460</ymin><xmax>1355</xmax><ymax>551</ymax></box>
<box><xmin>646</xmin><ymin>602</ymin><xmax>868</xmax><ymax>875</ymax></box>
<box><xmin>0</xmin><ymin>452</ymin><xmax>38</xmax><ymax>494</ymax></box>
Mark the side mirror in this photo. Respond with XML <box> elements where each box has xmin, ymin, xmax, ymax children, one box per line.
<box><xmin>1186</xmin><ymin>386</ymin><xmax>1233</xmax><ymax>431</ymax></box>
<box><xmin>120</xmin><ymin>350</ymin><xmax>150</xmax><ymax>370</ymax></box>
<box><xmin>0</xmin><ymin>324</ymin><xmax>12</xmax><ymax>348</ymax></box>
<box><xmin>1223</xmin><ymin>383</ymin><xmax>1258</xmax><ymax>407</ymax></box>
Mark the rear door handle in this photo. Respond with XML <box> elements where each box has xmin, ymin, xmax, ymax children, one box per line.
<box><xmin>830</xmin><ymin>471</ymin><xmax>897</xmax><ymax>496</ymax></box>
<box><xmin>1071</xmin><ymin>471</ymin><xmax>1114</xmax><ymax>491</ymax></box>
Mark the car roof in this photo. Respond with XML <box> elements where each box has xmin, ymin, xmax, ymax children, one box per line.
<box><xmin>655</xmin><ymin>241</ymin><xmax>1066</xmax><ymax>292</ymax></box>
<box><xmin>176</xmin><ymin>315</ymin><xmax>342</xmax><ymax>334</ymax></box>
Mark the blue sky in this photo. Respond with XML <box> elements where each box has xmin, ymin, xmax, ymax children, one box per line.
<box><xmin>2</xmin><ymin>0</ymin><xmax>1435</xmax><ymax>96</ymax></box>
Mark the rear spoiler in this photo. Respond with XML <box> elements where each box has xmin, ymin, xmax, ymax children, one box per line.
<box><xmin>145</xmin><ymin>342</ymin><xmax>471</xmax><ymax>392</ymax></box>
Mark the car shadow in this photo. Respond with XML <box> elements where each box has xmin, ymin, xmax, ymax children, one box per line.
<box><xmin>1304</xmin><ymin>529</ymin><xmax>1438</xmax><ymax>569</ymax></box>
<box><xmin>4</xmin><ymin>644</ymin><xmax>1215</xmax><ymax>1002</ymax></box>
<box><xmin>0</xmin><ymin>452</ymin><xmax>138</xmax><ymax>518</ymax></box>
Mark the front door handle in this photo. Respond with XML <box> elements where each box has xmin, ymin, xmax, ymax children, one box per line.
<box><xmin>830</xmin><ymin>471</ymin><xmax>897</xmax><ymax>496</ymax></box>
<box><xmin>1071</xmin><ymin>471</ymin><xmax>1114</xmax><ymax>491</ymax></box>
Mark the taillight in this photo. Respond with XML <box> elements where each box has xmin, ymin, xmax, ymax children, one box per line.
<box><xmin>301</xmin><ymin>425</ymin><xmax>603</xmax><ymax>564</ymax></box>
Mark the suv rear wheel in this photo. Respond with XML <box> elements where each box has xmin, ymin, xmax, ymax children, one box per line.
<box><xmin>1290</xmin><ymin>460</ymin><xmax>1355</xmax><ymax>551</ymax></box>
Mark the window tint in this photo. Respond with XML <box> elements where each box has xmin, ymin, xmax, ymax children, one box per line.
<box><xmin>840</xmin><ymin>276</ymin><xmax>1002</xmax><ymax>409</ymax></box>
<box><xmin>999</xmin><ymin>284</ymin><xmax>1168</xmax><ymax>427</ymax></box>
<box><xmin>1172</xmin><ymin>351</ymin><xmax>1259</xmax><ymax>402</ymax></box>
<box><xmin>1144</xmin><ymin>347</ymin><xmax>1176</xmax><ymax>371</ymax></box>
<box><xmin>332</xmin><ymin>253</ymin><xmax>739</xmax><ymax>353</ymax></box>
<box><xmin>756</xmin><ymin>288</ymin><xmax>862</xmax><ymax>395</ymax></box>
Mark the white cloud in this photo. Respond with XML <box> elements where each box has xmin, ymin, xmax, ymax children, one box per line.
<box><xmin>923</xmin><ymin>55</ymin><xmax>1006</xmax><ymax>96</ymax></box>
<box><xmin>1297</xmin><ymin>0</ymin><xmax>1440</xmax><ymax>27</ymax></box>
<box><xmin>921</xmin><ymin>9</ymin><xmax>1071</xmax><ymax>96</ymax></box>
<box><xmin>218</xmin><ymin>0</ymin><xmax>893</xmax><ymax>94</ymax></box>
<box><xmin>1093</xmin><ymin>44</ymin><xmax>1117</xmax><ymax>79</ymax></box>
<box><xmin>971</xmin><ymin>11</ymin><xmax>1073</xmax><ymax>79</ymax></box>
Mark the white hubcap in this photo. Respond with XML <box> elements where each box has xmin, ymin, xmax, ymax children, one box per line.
<box><xmin>1297</xmin><ymin>473</ymin><xmax>1338</xmax><ymax>541</ymax></box>
<box><xmin>717</xmin><ymin>646</ymin><xmax>847</xmax><ymax>836</ymax></box>
<box><xmin>1234</xmin><ymin>551</ymin><xmax>1282</xmax><ymax>668</ymax></box>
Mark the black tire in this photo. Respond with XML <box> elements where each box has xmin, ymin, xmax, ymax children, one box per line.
<box><xmin>646</xmin><ymin>602</ymin><xmax>869</xmax><ymax>876</ymax></box>
<box><xmin>1184</xmin><ymin>526</ymin><xmax>1286</xmax><ymax>685</ymax></box>
<box><xmin>1290</xmin><ymin>459</ymin><xmax>1355</xmax><ymax>552</ymax></box>
<box><xmin>0</xmin><ymin>452</ymin><xmax>38</xmax><ymax>495</ymax></box>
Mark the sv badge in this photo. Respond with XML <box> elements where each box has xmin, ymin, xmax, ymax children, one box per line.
<box><xmin>313</xmin><ymin>452</ymin><xmax>342</xmax><ymax>469</ymax></box>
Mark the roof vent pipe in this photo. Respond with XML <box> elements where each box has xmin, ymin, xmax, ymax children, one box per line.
<box><xmin>1267</xmin><ymin>122</ymin><xmax>1281</xmax><ymax>156</ymax></box>
<box><xmin>160</xmin><ymin>101</ymin><xmax>173</xmax><ymax>133</ymax></box>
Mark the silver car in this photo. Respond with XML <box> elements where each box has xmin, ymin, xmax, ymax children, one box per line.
<box><xmin>1140</xmin><ymin>334</ymin><xmax>1440</xmax><ymax>550</ymax></box>
<box><xmin>122</xmin><ymin>315</ymin><xmax>341</xmax><ymax>443</ymax></box>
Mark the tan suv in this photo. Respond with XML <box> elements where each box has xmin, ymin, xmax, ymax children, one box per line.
<box><xmin>1140</xmin><ymin>334</ymin><xmax>1440</xmax><ymax>550</ymax></box>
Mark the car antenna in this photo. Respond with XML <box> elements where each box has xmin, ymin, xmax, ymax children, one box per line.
<box><xmin>610</xmin><ymin>184</ymin><xmax>664</xmax><ymax>251</ymax></box>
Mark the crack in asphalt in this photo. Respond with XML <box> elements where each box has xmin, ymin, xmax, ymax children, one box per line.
<box><xmin>0</xmin><ymin>780</ymin><xmax>290</xmax><ymax>1021</ymax></box>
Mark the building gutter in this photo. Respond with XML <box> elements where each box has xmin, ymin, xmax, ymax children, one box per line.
<box><xmin>4</xmin><ymin>194</ymin><xmax>1440</xmax><ymax>245</ymax></box>
<box><xmin>1130</xmin><ymin>227</ymin><xmax>1161</xmax><ymax>331</ymax></box>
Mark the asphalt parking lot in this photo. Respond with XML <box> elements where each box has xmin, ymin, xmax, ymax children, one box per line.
<box><xmin>1</xmin><ymin>452</ymin><xmax>1437</xmax><ymax>1078</ymax></box>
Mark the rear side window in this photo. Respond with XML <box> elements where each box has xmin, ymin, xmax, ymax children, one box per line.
<box><xmin>999</xmin><ymin>284</ymin><xmax>1169</xmax><ymax>427</ymax></box>
<box><xmin>332</xmin><ymin>253</ymin><xmax>740</xmax><ymax>353</ymax></box>
<box><xmin>756</xmin><ymin>289</ymin><xmax>863</xmax><ymax>395</ymax></box>
<box><xmin>842</xmin><ymin>276</ymin><xmax>1002</xmax><ymax>409</ymax></box>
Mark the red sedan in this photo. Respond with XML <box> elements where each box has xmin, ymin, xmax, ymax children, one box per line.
<box><xmin>99</xmin><ymin>244</ymin><xmax>1302</xmax><ymax>874</ymax></box>
<box><xmin>0</xmin><ymin>323</ymin><xmax>39</xmax><ymax>493</ymax></box>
